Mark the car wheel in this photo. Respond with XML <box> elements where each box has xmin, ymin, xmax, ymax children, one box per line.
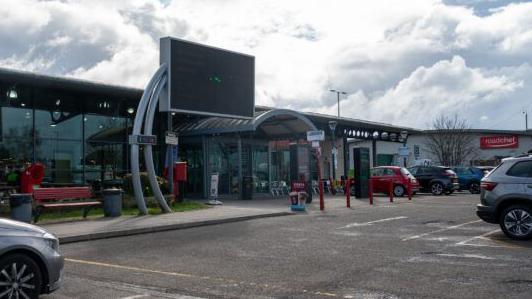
<box><xmin>499</xmin><ymin>205</ymin><xmax>532</xmax><ymax>240</ymax></box>
<box><xmin>469</xmin><ymin>183</ymin><xmax>480</xmax><ymax>194</ymax></box>
<box><xmin>0</xmin><ymin>253</ymin><xmax>43</xmax><ymax>299</ymax></box>
<box><xmin>393</xmin><ymin>185</ymin><xmax>405</xmax><ymax>197</ymax></box>
<box><xmin>431</xmin><ymin>182</ymin><xmax>443</xmax><ymax>196</ymax></box>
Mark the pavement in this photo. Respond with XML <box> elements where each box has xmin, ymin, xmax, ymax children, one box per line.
<box><xmin>46</xmin><ymin>192</ymin><xmax>532</xmax><ymax>299</ymax></box>
<box><xmin>41</xmin><ymin>198</ymin><xmax>294</xmax><ymax>244</ymax></box>
<box><xmin>40</xmin><ymin>192</ymin><xmax>407</xmax><ymax>244</ymax></box>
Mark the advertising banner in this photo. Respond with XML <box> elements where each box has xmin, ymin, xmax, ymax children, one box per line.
<box><xmin>480</xmin><ymin>135</ymin><xmax>519</xmax><ymax>149</ymax></box>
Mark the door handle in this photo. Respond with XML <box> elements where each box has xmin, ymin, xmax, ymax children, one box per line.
<box><xmin>527</xmin><ymin>185</ymin><xmax>532</xmax><ymax>188</ymax></box>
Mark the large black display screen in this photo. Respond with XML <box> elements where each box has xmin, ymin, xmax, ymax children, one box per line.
<box><xmin>160</xmin><ymin>37</ymin><xmax>255</xmax><ymax>118</ymax></box>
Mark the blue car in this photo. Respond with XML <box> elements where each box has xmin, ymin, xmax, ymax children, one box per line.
<box><xmin>451</xmin><ymin>167</ymin><xmax>486</xmax><ymax>194</ymax></box>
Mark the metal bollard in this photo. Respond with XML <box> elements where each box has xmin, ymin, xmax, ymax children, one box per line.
<box><xmin>389</xmin><ymin>180</ymin><xmax>394</xmax><ymax>203</ymax></box>
<box><xmin>346</xmin><ymin>179</ymin><xmax>351</xmax><ymax>208</ymax></box>
<box><xmin>319</xmin><ymin>180</ymin><xmax>325</xmax><ymax>211</ymax></box>
<box><xmin>369</xmin><ymin>178</ymin><xmax>374</xmax><ymax>205</ymax></box>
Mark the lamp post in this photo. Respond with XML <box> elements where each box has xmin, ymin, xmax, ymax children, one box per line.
<box><xmin>329</xmin><ymin>89</ymin><xmax>347</xmax><ymax>117</ymax></box>
<box><xmin>329</xmin><ymin>120</ymin><xmax>338</xmax><ymax>180</ymax></box>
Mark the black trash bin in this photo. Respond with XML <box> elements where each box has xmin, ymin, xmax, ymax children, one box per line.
<box><xmin>242</xmin><ymin>176</ymin><xmax>253</xmax><ymax>200</ymax></box>
<box><xmin>102</xmin><ymin>188</ymin><xmax>123</xmax><ymax>217</ymax></box>
<box><xmin>9</xmin><ymin>193</ymin><xmax>33</xmax><ymax>223</ymax></box>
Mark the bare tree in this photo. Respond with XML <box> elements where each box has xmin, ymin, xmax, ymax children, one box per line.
<box><xmin>425</xmin><ymin>115</ymin><xmax>477</xmax><ymax>166</ymax></box>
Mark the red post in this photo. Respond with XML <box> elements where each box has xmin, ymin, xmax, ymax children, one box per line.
<box><xmin>319</xmin><ymin>181</ymin><xmax>324</xmax><ymax>211</ymax></box>
<box><xmin>346</xmin><ymin>179</ymin><xmax>351</xmax><ymax>208</ymax></box>
<box><xmin>389</xmin><ymin>180</ymin><xmax>394</xmax><ymax>203</ymax></box>
<box><xmin>315</xmin><ymin>147</ymin><xmax>324</xmax><ymax>211</ymax></box>
<box><xmin>369</xmin><ymin>178</ymin><xmax>374</xmax><ymax>205</ymax></box>
<box><xmin>407</xmin><ymin>181</ymin><xmax>412</xmax><ymax>201</ymax></box>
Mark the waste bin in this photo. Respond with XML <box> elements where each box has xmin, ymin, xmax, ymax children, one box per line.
<box><xmin>242</xmin><ymin>176</ymin><xmax>253</xmax><ymax>200</ymax></box>
<box><xmin>9</xmin><ymin>193</ymin><xmax>33</xmax><ymax>223</ymax></box>
<box><xmin>102</xmin><ymin>188</ymin><xmax>123</xmax><ymax>217</ymax></box>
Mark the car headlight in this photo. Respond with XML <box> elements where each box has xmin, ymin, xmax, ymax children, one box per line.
<box><xmin>43</xmin><ymin>232</ymin><xmax>59</xmax><ymax>251</ymax></box>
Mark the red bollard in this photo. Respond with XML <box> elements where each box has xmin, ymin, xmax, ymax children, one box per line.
<box><xmin>407</xmin><ymin>181</ymin><xmax>412</xmax><ymax>201</ymax></box>
<box><xmin>389</xmin><ymin>180</ymin><xmax>394</xmax><ymax>203</ymax></box>
<box><xmin>369</xmin><ymin>178</ymin><xmax>374</xmax><ymax>205</ymax></box>
<box><xmin>319</xmin><ymin>180</ymin><xmax>324</xmax><ymax>211</ymax></box>
<box><xmin>346</xmin><ymin>179</ymin><xmax>351</xmax><ymax>208</ymax></box>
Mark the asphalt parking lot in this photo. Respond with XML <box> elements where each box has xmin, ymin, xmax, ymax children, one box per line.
<box><xmin>45</xmin><ymin>193</ymin><xmax>531</xmax><ymax>299</ymax></box>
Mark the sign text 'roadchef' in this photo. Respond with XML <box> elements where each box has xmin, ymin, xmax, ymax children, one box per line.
<box><xmin>480</xmin><ymin>135</ymin><xmax>519</xmax><ymax>149</ymax></box>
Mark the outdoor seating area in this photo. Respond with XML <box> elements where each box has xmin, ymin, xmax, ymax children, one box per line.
<box><xmin>32</xmin><ymin>187</ymin><xmax>101</xmax><ymax>223</ymax></box>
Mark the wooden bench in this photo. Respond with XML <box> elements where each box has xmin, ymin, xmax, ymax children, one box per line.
<box><xmin>33</xmin><ymin>187</ymin><xmax>101</xmax><ymax>223</ymax></box>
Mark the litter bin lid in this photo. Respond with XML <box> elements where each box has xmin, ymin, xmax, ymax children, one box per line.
<box><xmin>102</xmin><ymin>188</ymin><xmax>123</xmax><ymax>195</ymax></box>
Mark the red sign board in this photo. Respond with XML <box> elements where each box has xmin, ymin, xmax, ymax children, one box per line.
<box><xmin>480</xmin><ymin>135</ymin><xmax>518</xmax><ymax>149</ymax></box>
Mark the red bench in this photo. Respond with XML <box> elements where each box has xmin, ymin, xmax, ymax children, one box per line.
<box><xmin>33</xmin><ymin>187</ymin><xmax>101</xmax><ymax>223</ymax></box>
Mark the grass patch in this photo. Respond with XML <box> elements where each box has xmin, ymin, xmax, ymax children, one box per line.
<box><xmin>0</xmin><ymin>201</ymin><xmax>209</xmax><ymax>224</ymax></box>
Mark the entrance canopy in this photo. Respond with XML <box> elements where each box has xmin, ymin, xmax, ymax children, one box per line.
<box><xmin>175</xmin><ymin>108</ymin><xmax>316</xmax><ymax>138</ymax></box>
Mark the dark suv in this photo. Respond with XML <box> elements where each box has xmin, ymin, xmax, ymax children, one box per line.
<box><xmin>407</xmin><ymin>166</ymin><xmax>460</xmax><ymax>195</ymax></box>
<box><xmin>477</xmin><ymin>155</ymin><xmax>532</xmax><ymax>240</ymax></box>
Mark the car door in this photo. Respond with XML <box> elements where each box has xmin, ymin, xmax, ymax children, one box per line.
<box><xmin>416</xmin><ymin>167</ymin><xmax>433</xmax><ymax>190</ymax></box>
<box><xmin>371</xmin><ymin>168</ymin><xmax>384</xmax><ymax>192</ymax></box>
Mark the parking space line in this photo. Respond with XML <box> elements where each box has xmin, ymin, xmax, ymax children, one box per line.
<box><xmin>455</xmin><ymin>229</ymin><xmax>522</xmax><ymax>249</ymax></box>
<box><xmin>338</xmin><ymin>216</ymin><xmax>408</xmax><ymax>229</ymax></box>
<box><xmin>401</xmin><ymin>220</ymin><xmax>482</xmax><ymax>241</ymax></box>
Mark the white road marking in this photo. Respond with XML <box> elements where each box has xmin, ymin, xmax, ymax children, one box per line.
<box><xmin>121</xmin><ymin>295</ymin><xmax>149</xmax><ymax>299</ymax></box>
<box><xmin>435</xmin><ymin>253</ymin><xmax>495</xmax><ymax>260</ymax></box>
<box><xmin>455</xmin><ymin>229</ymin><xmax>521</xmax><ymax>249</ymax></box>
<box><xmin>338</xmin><ymin>216</ymin><xmax>408</xmax><ymax>229</ymax></box>
<box><xmin>402</xmin><ymin>220</ymin><xmax>482</xmax><ymax>241</ymax></box>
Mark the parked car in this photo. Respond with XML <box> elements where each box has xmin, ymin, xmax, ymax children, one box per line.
<box><xmin>474</xmin><ymin>166</ymin><xmax>495</xmax><ymax>177</ymax></box>
<box><xmin>0</xmin><ymin>218</ymin><xmax>64</xmax><ymax>298</ymax></box>
<box><xmin>371</xmin><ymin>166</ymin><xmax>419</xmax><ymax>197</ymax></box>
<box><xmin>407</xmin><ymin>166</ymin><xmax>459</xmax><ymax>195</ymax></box>
<box><xmin>451</xmin><ymin>166</ymin><xmax>484</xmax><ymax>194</ymax></box>
<box><xmin>476</xmin><ymin>155</ymin><xmax>532</xmax><ymax>240</ymax></box>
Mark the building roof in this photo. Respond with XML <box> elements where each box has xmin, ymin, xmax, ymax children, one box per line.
<box><xmin>418</xmin><ymin>129</ymin><xmax>532</xmax><ymax>136</ymax></box>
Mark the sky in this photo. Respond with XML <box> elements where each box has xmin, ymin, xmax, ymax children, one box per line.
<box><xmin>0</xmin><ymin>0</ymin><xmax>531</xmax><ymax>130</ymax></box>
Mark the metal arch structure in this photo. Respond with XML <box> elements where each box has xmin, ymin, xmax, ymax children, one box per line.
<box><xmin>252</xmin><ymin>108</ymin><xmax>317</xmax><ymax>131</ymax></box>
<box><xmin>130</xmin><ymin>63</ymin><xmax>172</xmax><ymax>215</ymax></box>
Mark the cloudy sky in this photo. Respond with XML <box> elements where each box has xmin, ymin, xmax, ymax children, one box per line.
<box><xmin>1</xmin><ymin>0</ymin><xmax>531</xmax><ymax>130</ymax></box>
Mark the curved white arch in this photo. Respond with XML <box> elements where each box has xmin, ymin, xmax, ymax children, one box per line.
<box><xmin>252</xmin><ymin>108</ymin><xmax>317</xmax><ymax>131</ymax></box>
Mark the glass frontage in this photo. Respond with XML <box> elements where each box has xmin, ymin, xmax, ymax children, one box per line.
<box><xmin>0</xmin><ymin>80</ymin><xmax>137</xmax><ymax>188</ymax></box>
<box><xmin>208</xmin><ymin>136</ymin><xmax>239</xmax><ymax>196</ymax></box>
<box><xmin>179</xmin><ymin>138</ymin><xmax>204</xmax><ymax>196</ymax></box>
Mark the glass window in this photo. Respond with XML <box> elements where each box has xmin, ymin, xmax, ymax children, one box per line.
<box><xmin>382</xmin><ymin>168</ymin><xmax>395</xmax><ymax>176</ymax></box>
<box><xmin>371</xmin><ymin>168</ymin><xmax>383</xmax><ymax>176</ymax></box>
<box><xmin>252</xmin><ymin>145</ymin><xmax>269</xmax><ymax>193</ymax></box>
<box><xmin>506</xmin><ymin>161</ymin><xmax>532</xmax><ymax>178</ymax></box>
<box><xmin>36</xmin><ymin>140</ymin><xmax>83</xmax><ymax>184</ymax></box>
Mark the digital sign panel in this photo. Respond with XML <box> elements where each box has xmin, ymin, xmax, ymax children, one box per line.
<box><xmin>160</xmin><ymin>37</ymin><xmax>255</xmax><ymax>118</ymax></box>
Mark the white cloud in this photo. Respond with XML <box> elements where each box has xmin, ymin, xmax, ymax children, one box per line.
<box><xmin>0</xmin><ymin>0</ymin><xmax>531</xmax><ymax>130</ymax></box>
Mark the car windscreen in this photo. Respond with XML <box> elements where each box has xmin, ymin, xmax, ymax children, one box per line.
<box><xmin>400</xmin><ymin>168</ymin><xmax>415</xmax><ymax>179</ymax></box>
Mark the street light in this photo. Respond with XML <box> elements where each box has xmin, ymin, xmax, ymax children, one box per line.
<box><xmin>329</xmin><ymin>120</ymin><xmax>338</xmax><ymax>180</ymax></box>
<box><xmin>330</xmin><ymin>89</ymin><xmax>347</xmax><ymax>118</ymax></box>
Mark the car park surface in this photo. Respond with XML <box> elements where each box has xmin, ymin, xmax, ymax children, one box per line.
<box><xmin>44</xmin><ymin>193</ymin><xmax>531</xmax><ymax>299</ymax></box>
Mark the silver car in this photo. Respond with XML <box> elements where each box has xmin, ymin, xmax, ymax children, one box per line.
<box><xmin>477</xmin><ymin>155</ymin><xmax>532</xmax><ymax>240</ymax></box>
<box><xmin>0</xmin><ymin>218</ymin><xmax>64</xmax><ymax>298</ymax></box>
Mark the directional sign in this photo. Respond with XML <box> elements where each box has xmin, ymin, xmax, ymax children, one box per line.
<box><xmin>129</xmin><ymin>135</ymin><xmax>157</xmax><ymax>145</ymax></box>
<box><xmin>398</xmin><ymin>146</ymin><xmax>409</xmax><ymax>157</ymax></box>
<box><xmin>165</xmin><ymin>131</ymin><xmax>178</xmax><ymax>145</ymax></box>
<box><xmin>307</xmin><ymin>130</ymin><xmax>325</xmax><ymax>142</ymax></box>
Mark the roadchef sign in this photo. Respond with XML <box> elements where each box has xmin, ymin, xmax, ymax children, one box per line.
<box><xmin>480</xmin><ymin>135</ymin><xmax>518</xmax><ymax>149</ymax></box>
